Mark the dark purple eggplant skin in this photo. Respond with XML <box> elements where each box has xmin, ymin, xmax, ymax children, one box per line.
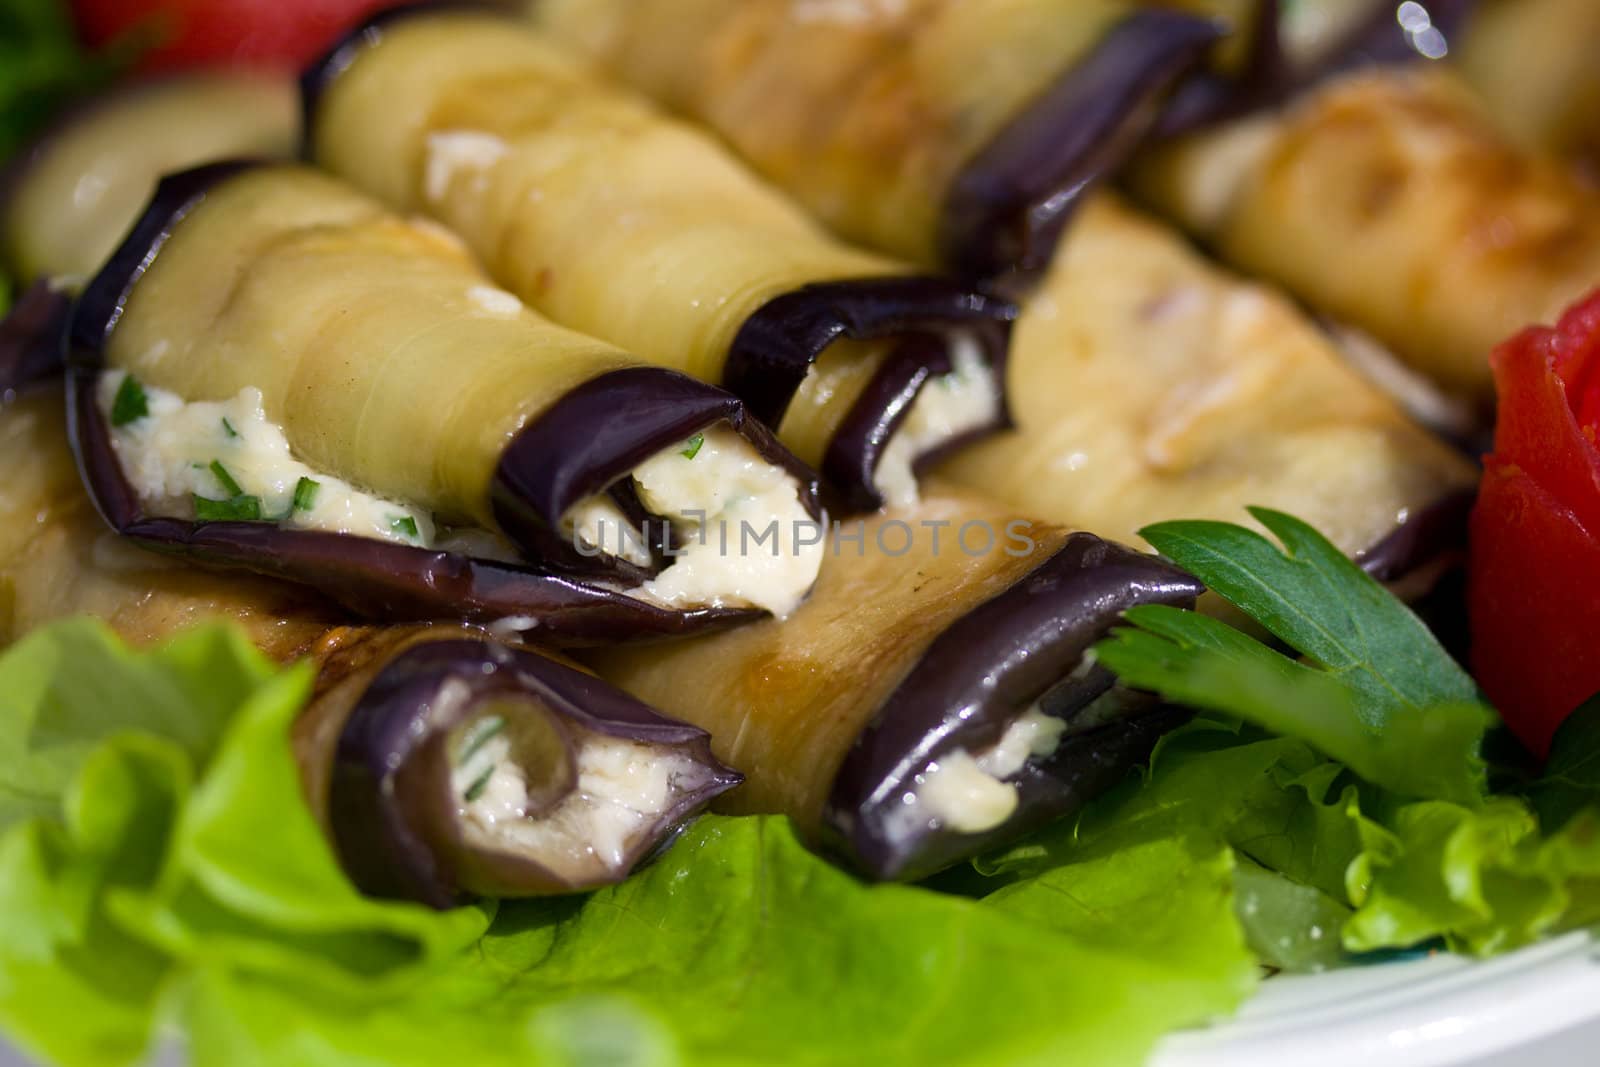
<box><xmin>940</xmin><ymin>9</ymin><xmax>1223</xmax><ymax>284</ymax></box>
<box><xmin>1355</xmin><ymin>488</ymin><xmax>1475</xmax><ymax>585</ymax></box>
<box><xmin>725</xmin><ymin>279</ymin><xmax>1016</xmax><ymax>515</ymax></box>
<box><xmin>1156</xmin><ymin>0</ymin><xmax>1285</xmax><ymax>137</ymax></box>
<box><xmin>822</xmin><ymin>533</ymin><xmax>1204</xmax><ymax>882</ymax></box>
<box><xmin>64</xmin><ymin>159</ymin><xmax>763</xmax><ymax>641</ymax></box>
<box><xmin>1294</xmin><ymin>0</ymin><xmax>1478</xmax><ymax>89</ymax></box>
<box><xmin>329</xmin><ymin>638</ymin><xmax>742</xmax><ymax>907</ymax></box>
<box><xmin>1158</xmin><ymin>0</ymin><xmax>1481</xmax><ymax>136</ymax></box>
<box><xmin>491</xmin><ymin>365</ymin><xmax>823</xmax><ymax>581</ymax></box>
<box><xmin>0</xmin><ymin>280</ymin><xmax>70</xmax><ymax>403</ymax></box>
<box><xmin>66</xmin><ymin>368</ymin><xmax>754</xmax><ymax>641</ymax></box>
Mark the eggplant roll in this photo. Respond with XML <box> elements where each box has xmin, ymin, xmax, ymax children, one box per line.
<box><xmin>527</xmin><ymin>0</ymin><xmax>1222</xmax><ymax>281</ymax></box>
<box><xmin>304</xmin><ymin>10</ymin><xmax>1015</xmax><ymax>514</ymax></box>
<box><xmin>934</xmin><ymin>195</ymin><xmax>1479</xmax><ymax>593</ymax></box>
<box><xmin>1456</xmin><ymin>0</ymin><xmax>1600</xmax><ymax>172</ymax></box>
<box><xmin>587</xmin><ymin>490</ymin><xmax>1202</xmax><ymax>882</ymax></box>
<box><xmin>0</xmin><ymin>72</ymin><xmax>299</xmax><ymax>397</ymax></box>
<box><xmin>67</xmin><ymin>161</ymin><xmax>825</xmax><ymax>633</ymax></box>
<box><xmin>1131</xmin><ymin>63</ymin><xmax>1600</xmax><ymax>405</ymax></box>
<box><xmin>1</xmin><ymin>388</ymin><xmax>740</xmax><ymax>905</ymax></box>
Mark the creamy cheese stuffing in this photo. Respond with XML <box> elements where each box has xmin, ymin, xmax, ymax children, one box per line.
<box><xmin>453</xmin><ymin>724</ymin><xmax>709</xmax><ymax>879</ymax></box>
<box><xmin>561</xmin><ymin>426</ymin><xmax>823</xmax><ymax>619</ymax></box>
<box><xmin>99</xmin><ymin>371</ymin><xmax>434</xmax><ymax>546</ymax></box>
<box><xmin>885</xmin><ymin>707</ymin><xmax>1069</xmax><ymax>842</ymax></box>
<box><xmin>872</xmin><ymin>332</ymin><xmax>1001</xmax><ymax>508</ymax></box>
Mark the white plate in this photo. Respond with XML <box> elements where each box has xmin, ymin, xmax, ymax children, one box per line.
<box><xmin>1154</xmin><ymin>930</ymin><xmax>1600</xmax><ymax>1067</ymax></box>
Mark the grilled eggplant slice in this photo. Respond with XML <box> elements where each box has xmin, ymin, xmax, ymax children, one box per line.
<box><xmin>67</xmin><ymin>161</ymin><xmax>824</xmax><ymax>633</ymax></box>
<box><xmin>526</xmin><ymin>0</ymin><xmax>1219</xmax><ymax>281</ymax></box>
<box><xmin>587</xmin><ymin>490</ymin><xmax>1202</xmax><ymax>882</ymax></box>
<box><xmin>305</xmin><ymin>9</ymin><xmax>1015</xmax><ymax>513</ymax></box>
<box><xmin>1456</xmin><ymin>0</ymin><xmax>1600</xmax><ymax>173</ymax></box>
<box><xmin>1132</xmin><ymin>64</ymin><xmax>1600</xmax><ymax>405</ymax></box>
<box><xmin>1</xmin><ymin>387</ymin><xmax>740</xmax><ymax>905</ymax></box>
<box><xmin>934</xmin><ymin>195</ymin><xmax>1479</xmax><ymax>595</ymax></box>
<box><xmin>0</xmin><ymin>71</ymin><xmax>298</xmax><ymax>397</ymax></box>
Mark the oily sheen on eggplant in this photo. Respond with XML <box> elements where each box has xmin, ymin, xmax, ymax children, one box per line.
<box><xmin>0</xmin><ymin>71</ymin><xmax>299</xmax><ymax>398</ymax></box>
<box><xmin>0</xmin><ymin>387</ymin><xmax>741</xmax><ymax>906</ymax></box>
<box><xmin>1132</xmin><ymin>50</ymin><xmax>1600</xmax><ymax>405</ymax></box>
<box><xmin>587</xmin><ymin>490</ymin><xmax>1202</xmax><ymax>882</ymax></box>
<box><xmin>304</xmin><ymin>9</ymin><xmax>1015</xmax><ymax>514</ymax></box>
<box><xmin>933</xmin><ymin>195</ymin><xmax>1479</xmax><ymax>597</ymax></box>
<box><xmin>527</xmin><ymin>0</ymin><xmax>1221</xmax><ymax>282</ymax></box>
<box><xmin>67</xmin><ymin>161</ymin><xmax>823</xmax><ymax>634</ymax></box>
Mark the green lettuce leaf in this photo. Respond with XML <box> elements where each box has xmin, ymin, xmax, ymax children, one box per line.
<box><xmin>1344</xmin><ymin>799</ymin><xmax>1600</xmax><ymax>956</ymax></box>
<box><xmin>0</xmin><ymin>622</ymin><xmax>1258</xmax><ymax>1067</ymax></box>
<box><xmin>0</xmin><ymin>622</ymin><xmax>487</xmax><ymax>1067</ymax></box>
<box><xmin>169</xmin><ymin>816</ymin><xmax>1253</xmax><ymax>1067</ymax></box>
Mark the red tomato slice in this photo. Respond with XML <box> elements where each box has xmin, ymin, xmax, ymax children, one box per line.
<box><xmin>72</xmin><ymin>0</ymin><xmax>417</xmax><ymax>72</ymax></box>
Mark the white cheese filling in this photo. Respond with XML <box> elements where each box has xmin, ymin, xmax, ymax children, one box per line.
<box><xmin>562</xmin><ymin>495</ymin><xmax>655</xmax><ymax>568</ymax></box>
<box><xmin>884</xmin><ymin>707</ymin><xmax>1069</xmax><ymax>842</ymax></box>
<box><xmin>453</xmin><ymin>723</ymin><xmax>709</xmax><ymax>879</ymax></box>
<box><xmin>99</xmin><ymin>371</ymin><xmax>434</xmax><ymax>546</ymax></box>
<box><xmin>561</xmin><ymin>426</ymin><xmax>824</xmax><ymax>620</ymax></box>
<box><xmin>872</xmin><ymin>332</ymin><xmax>1001</xmax><ymax>508</ymax></box>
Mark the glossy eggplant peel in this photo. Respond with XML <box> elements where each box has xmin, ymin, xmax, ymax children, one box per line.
<box><xmin>823</xmin><ymin>533</ymin><xmax>1204</xmax><ymax>882</ymax></box>
<box><xmin>329</xmin><ymin>638</ymin><xmax>743</xmax><ymax>906</ymax></box>
<box><xmin>941</xmin><ymin>8</ymin><xmax>1223</xmax><ymax>283</ymax></box>
<box><xmin>65</xmin><ymin>161</ymin><xmax>772</xmax><ymax>642</ymax></box>
<box><xmin>727</xmin><ymin>277</ymin><xmax>1017</xmax><ymax>514</ymax></box>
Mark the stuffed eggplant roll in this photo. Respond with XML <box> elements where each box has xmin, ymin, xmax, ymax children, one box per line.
<box><xmin>1</xmin><ymin>72</ymin><xmax>299</xmax><ymax>397</ymax></box>
<box><xmin>1</xmin><ymin>387</ymin><xmax>741</xmax><ymax>906</ymax></box>
<box><xmin>587</xmin><ymin>490</ymin><xmax>1202</xmax><ymax>882</ymax></box>
<box><xmin>304</xmin><ymin>10</ymin><xmax>1015</xmax><ymax>514</ymax></box>
<box><xmin>67</xmin><ymin>161</ymin><xmax>825</xmax><ymax>636</ymax></box>
<box><xmin>1456</xmin><ymin>0</ymin><xmax>1600</xmax><ymax>173</ymax></box>
<box><xmin>935</xmin><ymin>196</ymin><xmax>1479</xmax><ymax>593</ymax></box>
<box><xmin>1131</xmin><ymin>61</ymin><xmax>1600</xmax><ymax>405</ymax></box>
<box><xmin>525</xmin><ymin>0</ymin><xmax>1222</xmax><ymax>282</ymax></box>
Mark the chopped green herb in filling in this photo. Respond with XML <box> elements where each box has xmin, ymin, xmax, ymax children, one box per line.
<box><xmin>291</xmin><ymin>477</ymin><xmax>321</xmax><ymax>513</ymax></box>
<box><xmin>209</xmin><ymin>460</ymin><xmax>245</xmax><ymax>498</ymax></box>
<box><xmin>193</xmin><ymin>494</ymin><xmax>263</xmax><ymax>522</ymax></box>
<box><xmin>221</xmin><ymin>416</ymin><xmax>239</xmax><ymax>438</ymax></box>
<box><xmin>110</xmin><ymin>375</ymin><xmax>149</xmax><ymax>426</ymax></box>
<box><xmin>457</xmin><ymin>716</ymin><xmax>507</xmax><ymax>766</ymax></box>
<box><xmin>391</xmin><ymin>516</ymin><xmax>420</xmax><ymax>539</ymax></box>
<box><xmin>681</xmin><ymin>433</ymin><xmax>705</xmax><ymax>460</ymax></box>
<box><xmin>462</xmin><ymin>766</ymin><xmax>495</xmax><ymax>803</ymax></box>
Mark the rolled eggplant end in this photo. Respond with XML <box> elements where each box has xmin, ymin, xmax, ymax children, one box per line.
<box><xmin>729</xmin><ymin>278</ymin><xmax>1016</xmax><ymax>515</ymax></box>
<box><xmin>493</xmin><ymin>366</ymin><xmax>825</xmax><ymax>619</ymax></box>
<box><xmin>939</xmin><ymin>9</ymin><xmax>1226</xmax><ymax>281</ymax></box>
<box><xmin>0</xmin><ymin>279</ymin><xmax>72</xmax><ymax>401</ymax></box>
<box><xmin>820</xmin><ymin>533</ymin><xmax>1203</xmax><ymax>881</ymax></box>
<box><xmin>327</xmin><ymin>639</ymin><xmax>742</xmax><ymax>906</ymax></box>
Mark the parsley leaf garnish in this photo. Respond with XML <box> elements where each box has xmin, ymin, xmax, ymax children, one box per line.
<box><xmin>1095</xmin><ymin>507</ymin><xmax>1492</xmax><ymax>804</ymax></box>
<box><xmin>391</xmin><ymin>516</ymin><xmax>419</xmax><ymax>539</ymax></box>
<box><xmin>1530</xmin><ymin>694</ymin><xmax>1600</xmax><ymax>832</ymax></box>
<box><xmin>110</xmin><ymin>375</ymin><xmax>149</xmax><ymax>426</ymax></box>
<box><xmin>681</xmin><ymin>433</ymin><xmax>705</xmax><ymax>460</ymax></box>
